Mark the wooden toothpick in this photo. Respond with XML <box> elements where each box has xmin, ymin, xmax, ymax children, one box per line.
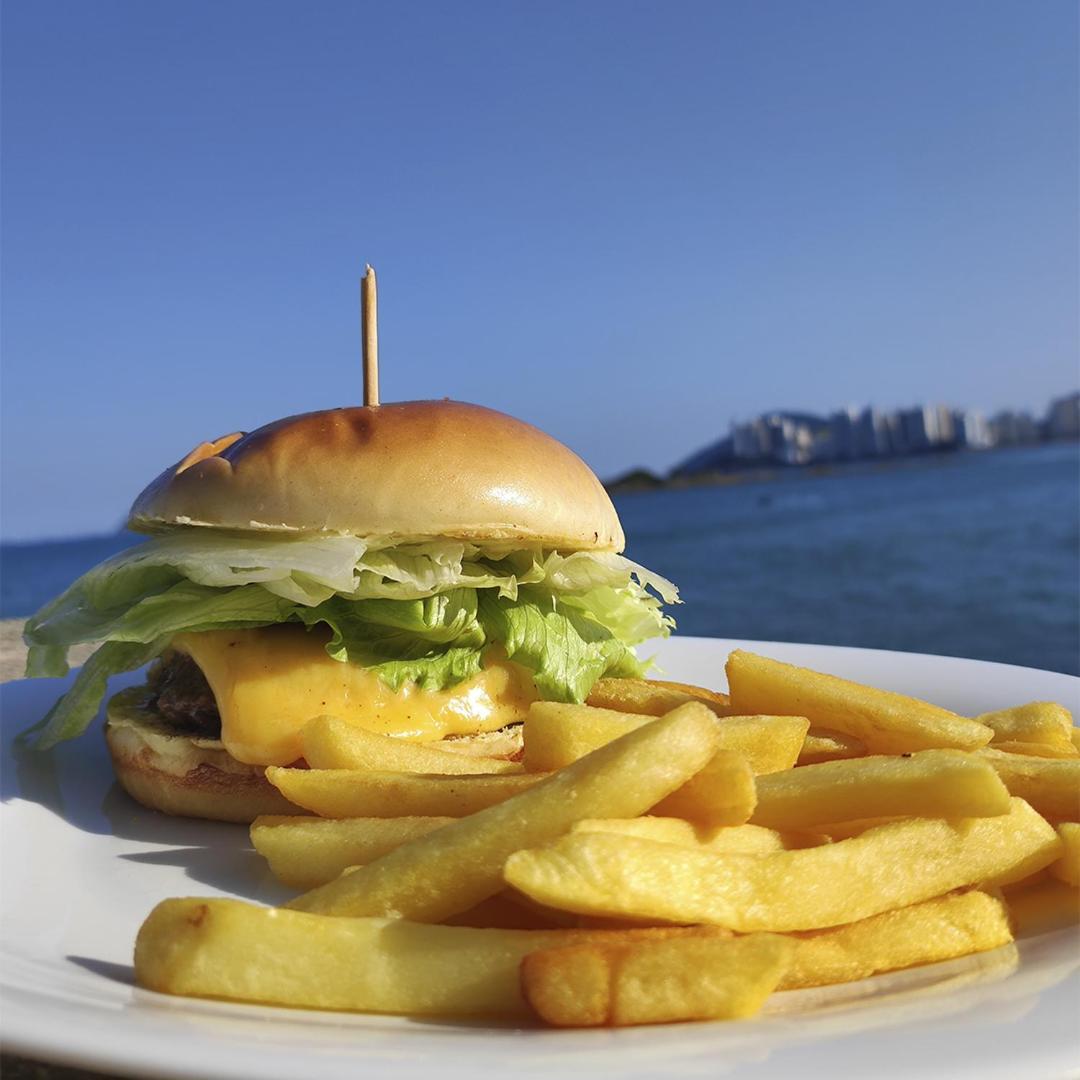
<box><xmin>361</xmin><ymin>264</ymin><xmax>380</xmax><ymax>406</ymax></box>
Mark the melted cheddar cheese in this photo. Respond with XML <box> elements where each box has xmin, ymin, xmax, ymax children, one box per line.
<box><xmin>171</xmin><ymin>626</ymin><xmax>538</xmax><ymax>766</ymax></box>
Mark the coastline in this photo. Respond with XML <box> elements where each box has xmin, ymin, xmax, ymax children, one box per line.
<box><xmin>605</xmin><ymin>441</ymin><xmax>1078</xmax><ymax>495</ymax></box>
<box><xmin>0</xmin><ymin>618</ymin><xmax>95</xmax><ymax>683</ymax></box>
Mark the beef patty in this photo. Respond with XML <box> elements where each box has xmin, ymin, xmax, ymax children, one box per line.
<box><xmin>147</xmin><ymin>651</ymin><xmax>221</xmax><ymax>738</ymax></box>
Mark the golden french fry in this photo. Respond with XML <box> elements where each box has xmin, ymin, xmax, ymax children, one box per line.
<box><xmin>498</xmin><ymin>889</ymin><xmax>679</xmax><ymax>932</ymax></box>
<box><xmin>975</xmin><ymin>749</ymin><xmax>1079</xmax><ymax>821</ymax></box>
<box><xmin>301</xmin><ymin>715</ymin><xmax>524</xmax><ymax>774</ymax></box>
<box><xmin>977</xmin><ymin>702</ymin><xmax>1076</xmax><ymax>755</ymax></box>
<box><xmin>651</xmin><ymin>680</ymin><xmax>735</xmax><ymax>711</ymax></box>
<box><xmin>707</xmin><ymin>716</ymin><xmax>809</xmax><ymax>774</ymax></box>
<box><xmin>287</xmin><ymin>703</ymin><xmax>720</xmax><ymax>921</ymax></box>
<box><xmin>504</xmin><ymin>798</ymin><xmax>1060</xmax><ymax>932</ymax></box>
<box><xmin>989</xmin><ymin>740</ymin><xmax>1079</xmax><ymax>760</ymax></box>
<box><xmin>750</xmin><ymin>750</ymin><xmax>1011</xmax><ymax>830</ymax></box>
<box><xmin>1049</xmin><ymin>823</ymin><xmax>1080</xmax><ymax>887</ymax></box>
<box><xmin>797</xmin><ymin>728</ymin><xmax>866</xmax><ymax>765</ymax></box>
<box><xmin>521</xmin><ymin>703</ymin><xmax>643</xmax><ymax>771</ymax></box>
<box><xmin>586</xmin><ymin>678</ymin><xmax>732</xmax><ymax>717</ymax></box>
<box><xmin>135</xmin><ymin>897</ymin><xmax>710</xmax><ymax>1017</ymax></box>
<box><xmin>523</xmin><ymin>941</ymin><xmax>610</xmax><ymax>1024</ymax></box>
<box><xmin>520</xmin><ymin>932</ymin><xmax>792</xmax><ymax>1027</ymax></box>
<box><xmin>443</xmin><ymin>892</ymin><xmax>568</xmax><ymax>930</ymax></box>
<box><xmin>1005</xmin><ymin>877</ymin><xmax>1080</xmax><ymax>937</ymax></box>
<box><xmin>1000</xmin><ymin>867</ymin><xmax>1049</xmax><ymax>894</ymax></box>
<box><xmin>725</xmin><ymin>650</ymin><xmax>992</xmax><ymax>754</ymax></box>
<box><xmin>651</xmin><ymin>749</ymin><xmax>757</xmax><ymax>826</ymax></box>
<box><xmin>266</xmin><ymin>767</ymin><xmax>542</xmax><ymax>818</ymax></box>
<box><xmin>571</xmin><ymin>817</ymin><xmax>826</xmax><ymax>854</ymax></box>
<box><xmin>779</xmin><ymin>890</ymin><xmax>1013</xmax><ymax>990</ymax></box>
<box><xmin>250</xmin><ymin>815</ymin><xmax>454</xmax><ymax>888</ymax></box>
<box><xmin>1073</xmin><ymin>728</ymin><xmax>1080</xmax><ymax>754</ymax></box>
<box><xmin>524</xmin><ymin>701</ymin><xmax>807</xmax><ymax>775</ymax></box>
<box><xmin>818</xmin><ymin>818</ymin><xmax>898</xmax><ymax>841</ymax></box>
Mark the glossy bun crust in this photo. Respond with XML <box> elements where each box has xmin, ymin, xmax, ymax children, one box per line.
<box><xmin>128</xmin><ymin>401</ymin><xmax>624</xmax><ymax>551</ymax></box>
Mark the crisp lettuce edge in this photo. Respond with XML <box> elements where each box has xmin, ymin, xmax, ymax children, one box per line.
<box><xmin>21</xmin><ymin>534</ymin><xmax>678</xmax><ymax>749</ymax></box>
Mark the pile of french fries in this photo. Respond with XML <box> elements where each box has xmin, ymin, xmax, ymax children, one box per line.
<box><xmin>134</xmin><ymin>650</ymin><xmax>1080</xmax><ymax>1027</ymax></box>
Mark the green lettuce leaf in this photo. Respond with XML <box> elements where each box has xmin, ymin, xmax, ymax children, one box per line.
<box><xmin>293</xmin><ymin>591</ymin><xmax>487</xmax><ymax>663</ymax></box>
<box><xmin>364</xmin><ymin>648</ymin><xmax>486</xmax><ymax>693</ymax></box>
<box><xmin>18</xmin><ymin>639</ymin><xmax>171</xmax><ymax>750</ymax></box>
<box><xmin>475</xmin><ymin>590</ymin><xmax>645</xmax><ymax>703</ymax></box>
<box><xmin>22</xmin><ymin>533</ymin><xmax>677</xmax><ymax>748</ymax></box>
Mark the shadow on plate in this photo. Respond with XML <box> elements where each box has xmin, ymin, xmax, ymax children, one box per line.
<box><xmin>120</xmin><ymin>847</ymin><xmax>294</xmax><ymax>904</ymax></box>
<box><xmin>3</xmin><ymin>675</ymin><xmax>289</xmax><ymax>901</ymax></box>
<box><xmin>67</xmin><ymin>956</ymin><xmax>136</xmax><ymax>988</ymax></box>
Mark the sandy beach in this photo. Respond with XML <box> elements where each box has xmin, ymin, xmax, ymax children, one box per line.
<box><xmin>0</xmin><ymin>618</ymin><xmax>95</xmax><ymax>683</ymax></box>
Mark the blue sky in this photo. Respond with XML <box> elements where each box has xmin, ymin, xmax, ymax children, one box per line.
<box><xmin>2</xmin><ymin>0</ymin><xmax>1077</xmax><ymax>541</ymax></box>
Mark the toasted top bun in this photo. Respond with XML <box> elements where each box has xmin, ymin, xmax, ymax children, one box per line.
<box><xmin>129</xmin><ymin>401</ymin><xmax>624</xmax><ymax>551</ymax></box>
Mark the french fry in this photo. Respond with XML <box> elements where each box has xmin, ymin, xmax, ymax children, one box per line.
<box><xmin>521</xmin><ymin>703</ymin><xmax>641</xmax><ymax>771</ymax></box>
<box><xmin>976</xmin><ymin>702</ymin><xmax>1076</xmax><ymax>756</ymax></box>
<box><xmin>1073</xmin><ymin>728</ymin><xmax>1080</xmax><ymax>754</ymax></box>
<box><xmin>135</xmin><ymin>897</ymin><xmax>713</xmax><ymax>1017</ymax></box>
<box><xmin>651</xmin><ymin>680</ymin><xmax>734</xmax><ymax>712</ymax></box>
<box><xmin>301</xmin><ymin>715</ymin><xmax>524</xmax><ymax>774</ymax></box>
<box><xmin>571</xmin><ymin>817</ymin><xmax>826</xmax><ymax>854</ymax></box>
<box><xmin>989</xmin><ymin>741</ymin><xmax>1079</xmax><ymax>760</ymax></box>
<box><xmin>1049</xmin><ymin>823</ymin><xmax>1080</xmax><ymax>887</ymax></box>
<box><xmin>287</xmin><ymin>703</ymin><xmax>720</xmax><ymax>921</ymax></box>
<box><xmin>797</xmin><ymin>728</ymin><xmax>866</xmax><ymax>765</ymax></box>
<box><xmin>250</xmin><ymin>816</ymin><xmax>454</xmax><ymax>889</ymax></box>
<box><xmin>651</xmin><ymin>749</ymin><xmax>757</xmax><ymax>826</ymax></box>
<box><xmin>1005</xmin><ymin>877</ymin><xmax>1080</xmax><ymax>937</ymax></box>
<box><xmin>705</xmin><ymin>715</ymin><xmax>809</xmax><ymax>774</ymax></box>
<box><xmin>1000</xmin><ymin>867</ymin><xmax>1049</xmax><ymax>893</ymax></box>
<box><xmin>750</xmin><ymin>750</ymin><xmax>1011</xmax><ymax>830</ymax></box>
<box><xmin>778</xmin><ymin>890</ymin><xmax>1013</xmax><ymax>990</ymax></box>
<box><xmin>524</xmin><ymin>701</ymin><xmax>807</xmax><ymax>775</ymax></box>
<box><xmin>520</xmin><ymin>932</ymin><xmax>792</xmax><ymax>1027</ymax></box>
<box><xmin>503</xmin><ymin>798</ymin><xmax>1060</xmax><ymax>932</ymax></box>
<box><xmin>586</xmin><ymin>678</ymin><xmax>732</xmax><ymax>717</ymax></box>
<box><xmin>976</xmin><ymin>749</ymin><xmax>1080</xmax><ymax>821</ymax></box>
<box><xmin>266</xmin><ymin>768</ymin><xmax>543</xmax><ymax>818</ymax></box>
<box><xmin>818</xmin><ymin>818</ymin><xmax>898</xmax><ymax>841</ymax></box>
<box><xmin>443</xmin><ymin>892</ymin><xmax>568</xmax><ymax>930</ymax></box>
<box><xmin>725</xmin><ymin>650</ymin><xmax>992</xmax><ymax>754</ymax></box>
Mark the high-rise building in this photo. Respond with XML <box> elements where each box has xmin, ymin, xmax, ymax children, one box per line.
<box><xmin>953</xmin><ymin>410</ymin><xmax>992</xmax><ymax>449</ymax></box>
<box><xmin>1046</xmin><ymin>392</ymin><xmax>1080</xmax><ymax>440</ymax></box>
<box><xmin>854</xmin><ymin>407</ymin><xmax>891</xmax><ymax>457</ymax></box>
<box><xmin>931</xmin><ymin>405</ymin><xmax>956</xmax><ymax>445</ymax></box>
<box><xmin>827</xmin><ymin>407</ymin><xmax>860</xmax><ymax>460</ymax></box>
<box><xmin>989</xmin><ymin>411</ymin><xmax>1040</xmax><ymax>445</ymax></box>
<box><xmin>900</xmin><ymin>407</ymin><xmax>931</xmax><ymax>451</ymax></box>
<box><xmin>732</xmin><ymin>418</ymin><xmax>771</xmax><ymax>460</ymax></box>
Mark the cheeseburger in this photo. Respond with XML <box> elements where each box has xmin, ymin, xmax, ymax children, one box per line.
<box><xmin>23</xmin><ymin>401</ymin><xmax>678</xmax><ymax>822</ymax></box>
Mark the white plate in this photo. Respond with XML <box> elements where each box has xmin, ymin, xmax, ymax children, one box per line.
<box><xmin>2</xmin><ymin>637</ymin><xmax>1078</xmax><ymax>1080</ymax></box>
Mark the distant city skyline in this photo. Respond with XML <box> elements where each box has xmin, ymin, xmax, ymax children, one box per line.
<box><xmin>664</xmin><ymin>389</ymin><xmax>1079</xmax><ymax>481</ymax></box>
<box><xmin>2</xmin><ymin>1</ymin><xmax>1076</xmax><ymax>541</ymax></box>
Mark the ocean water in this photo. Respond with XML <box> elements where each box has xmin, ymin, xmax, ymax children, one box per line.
<box><xmin>616</xmin><ymin>443</ymin><xmax>1080</xmax><ymax>676</ymax></box>
<box><xmin>2</xmin><ymin>443</ymin><xmax>1077</xmax><ymax>675</ymax></box>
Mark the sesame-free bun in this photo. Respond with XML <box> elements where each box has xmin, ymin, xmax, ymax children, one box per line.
<box><xmin>129</xmin><ymin>401</ymin><xmax>624</xmax><ymax>551</ymax></box>
<box><xmin>104</xmin><ymin>690</ymin><xmax>298</xmax><ymax>824</ymax></box>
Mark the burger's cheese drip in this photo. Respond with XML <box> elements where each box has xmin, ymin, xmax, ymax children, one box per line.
<box><xmin>170</xmin><ymin>627</ymin><xmax>539</xmax><ymax>766</ymax></box>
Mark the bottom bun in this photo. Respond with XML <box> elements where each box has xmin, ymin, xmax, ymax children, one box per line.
<box><xmin>105</xmin><ymin>687</ymin><xmax>297</xmax><ymax>823</ymax></box>
<box><xmin>104</xmin><ymin>686</ymin><xmax>524</xmax><ymax>824</ymax></box>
